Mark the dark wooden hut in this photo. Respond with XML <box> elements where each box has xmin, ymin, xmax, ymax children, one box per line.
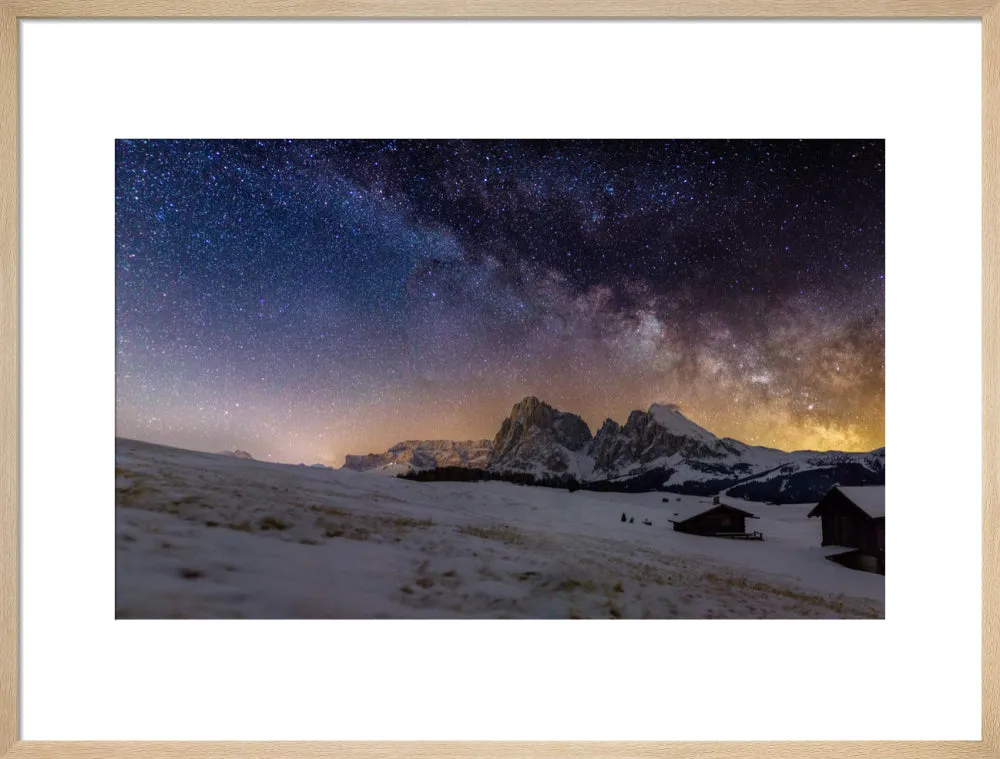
<box><xmin>669</xmin><ymin>502</ymin><xmax>762</xmax><ymax>539</ymax></box>
<box><xmin>808</xmin><ymin>486</ymin><xmax>885</xmax><ymax>574</ymax></box>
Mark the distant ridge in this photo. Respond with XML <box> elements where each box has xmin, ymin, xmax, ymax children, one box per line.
<box><xmin>220</xmin><ymin>449</ymin><xmax>255</xmax><ymax>460</ymax></box>
<box><xmin>341</xmin><ymin>397</ymin><xmax>885</xmax><ymax>503</ymax></box>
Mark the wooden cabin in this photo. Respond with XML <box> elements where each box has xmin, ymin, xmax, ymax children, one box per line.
<box><xmin>669</xmin><ymin>501</ymin><xmax>762</xmax><ymax>540</ymax></box>
<box><xmin>808</xmin><ymin>486</ymin><xmax>885</xmax><ymax>574</ymax></box>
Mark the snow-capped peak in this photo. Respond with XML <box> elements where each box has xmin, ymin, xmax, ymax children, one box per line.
<box><xmin>647</xmin><ymin>403</ymin><xmax>717</xmax><ymax>443</ymax></box>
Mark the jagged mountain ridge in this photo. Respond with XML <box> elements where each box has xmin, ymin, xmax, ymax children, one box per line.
<box><xmin>342</xmin><ymin>397</ymin><xmax>885</xmax><ymax>501</ymax></box>
<box><xmin>489</xmin><ymin>396</ymin><xmax>594</xmax><ymax>479</ymax></box>
<box><xmin>342</xmin><ymin>439</ymin><xmax>492</xmax><ymax>474</ymax></box>
<box><xmin>587</xmin><ymin>403</ymin><xmax>748</xmax><ymax>477</ymax></box>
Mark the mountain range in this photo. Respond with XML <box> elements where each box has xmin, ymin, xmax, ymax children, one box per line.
<box><xmin>220</xmin><ymin>449</ymin><xmax>255</xmax><ymax>460</ymax></box>
<box><xmin>343</xmin><ymin>439</ymin><xmax>492</xmax><ymax>474</ymax></box>
<box><xmin>341</xmin><ymin>396</ymin><xmax>885</xmax><ymax>503</ymax></box>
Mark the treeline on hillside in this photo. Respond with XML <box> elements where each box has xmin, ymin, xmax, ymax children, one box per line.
<box><xmin>585</xmin><ymin>467</ymin><xmax>679</xmax><ymax>493</ymax></box>
<box><xmin>726</xmin><ymin>463</ymin><xmax>884</xmax><ymax>504</ymax></box>
<box><xmin>397</xmin><ymin>462</ymin><xmax>885</xmax><ymax>503</ymax></box>
<box><xmin>399</xmin><ymin>466</ymin><xmax>581</xmax><ymax>491</ymax></box>
<box><xmin>585</xmin><ymin>466</ymin><xmax>749</xmax><ymax>495</ymax></box>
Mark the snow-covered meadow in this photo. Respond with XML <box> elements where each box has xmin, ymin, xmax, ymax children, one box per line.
<box><xmin>116</xmin><ymin>438</ymin><xmax>884</xmax><ymax>619</ymax></box>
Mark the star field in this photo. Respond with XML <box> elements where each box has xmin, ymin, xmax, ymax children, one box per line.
<box><xmin>116</xmin><ymin>139</ymin><xmax>884</xmax><ymax>465</ymax></box>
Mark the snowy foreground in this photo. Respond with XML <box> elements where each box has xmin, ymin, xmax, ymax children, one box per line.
<box><xmin>116</xmin><ymin>438</ymin><xmax>884</xmax><ymax>619</ymax></box>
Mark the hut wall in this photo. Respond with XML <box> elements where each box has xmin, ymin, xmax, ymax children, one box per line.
<box><xmin>821</xmin><ymin>513</ymin><xmax>867</xmax><ymax>549</ymax></box>
<box><xmin>679</xmin><ymin>512</ymin><xmax>746</xmax><ymax>536</ymax></box>
<box><xmin>814</xmin><ymin>491</ymin><xmax>885</xmax><ymax>572</ymax></box>
<box><xmin>820</xmin><ymin>511</ymin><xmax>883</xmax><ymax>562</ymax></box>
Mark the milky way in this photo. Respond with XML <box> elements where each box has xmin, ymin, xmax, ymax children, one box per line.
<box><xmin>116</xmin><ymin>139</ymin><xmax>884</xmax><ymax>465</ymax></box>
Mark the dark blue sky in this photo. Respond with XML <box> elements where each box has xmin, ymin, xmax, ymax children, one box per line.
<box><xmin>116</xmin><ymin>139</ymin><xmax>884</xmax><ymax>465</ymax></box>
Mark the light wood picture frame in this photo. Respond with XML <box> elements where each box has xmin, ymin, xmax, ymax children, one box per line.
<box><xmin>1</xmin><ymin>2</ymin><xmax>994</xmax><ymax>757</ymax></box>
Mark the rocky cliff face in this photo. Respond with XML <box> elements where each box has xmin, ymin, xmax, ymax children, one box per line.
<box><xmin>586</xmin><ymin>404</ymin><xmax>746</xmax><ymax>478</ymax></box>
<box><xmin>488</xmin><ymin>396</ymin><xmax>593</xmax><ymax>476</ymax></box>
<box><xmin>588</xmin><ymin>418</ymin><xmax>624</xmax><ymax>474</ymax></box>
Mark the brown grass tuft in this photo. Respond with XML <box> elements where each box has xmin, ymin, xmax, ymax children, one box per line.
<box><xmin>456</xmin><ymin>524</ymin><xmax>525</xmax><ymax>546</ymax></box>
<box><xmin>258</xmin><ymin>515</ymin><xmax>292</xmax><ymax>531</ymax></box>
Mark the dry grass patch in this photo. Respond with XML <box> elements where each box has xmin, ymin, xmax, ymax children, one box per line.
<box><xmin>116</xmin><ymin>482</ymin><xmax>159</xmax><ymax>507</ymax></box>
<box><xmin>314</xmin><ymin>510</ymin><xmax>434</xmax><ymax>543</ymax></box>
<box><xmin>380</xmin><ymin>515</ymin><xmax>435</xmax><ymax>529</ymax></box>
<box><xmin>456</xmin><ymin>524</ymin><xmax>525</xmax><ymax>546</ymax></box>
<box><xmin>555</xmin><ymin>577</ymin><xmax>599</xmax><ymax>593</ymax></box>
<box><xmin>632</xmin><ymin>562</ymin><xmax>676</xmax><ymax>586</ymax></box>
<box><xmin>258</xmin><ymin>515</ymin><xmax>292</xmax><ymax>531</ymax></box>
<box><xmin>307</xmin><ymin>503</ymin><xmax>351</xmax><ymax>518</ymax></box>
<box><xmin>319</xmin><ymin>521</ymin><xmax>371</xmax><ymax>541</ymax></box>
<box><xmin>702</xmin><ymin>572</ymin><xmax>880</xmax><ymax>618</ymax></box>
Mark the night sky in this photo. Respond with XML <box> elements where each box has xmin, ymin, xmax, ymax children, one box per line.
<box><xmin>116</xmin><ymin>139</ymin><xmax>884</xmax><ymax>466</ymax></box>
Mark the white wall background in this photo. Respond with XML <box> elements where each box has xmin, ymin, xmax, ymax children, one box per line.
<box><xmin>20</xmin><ymin>20</ymin><xmax>981</xmax><ymax>740</ymax></box>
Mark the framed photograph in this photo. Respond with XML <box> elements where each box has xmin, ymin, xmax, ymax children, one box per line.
<box><xmin>2</xmin><ymin>2</ymin><xmax>994</xmax><ymax>757</ymax></box>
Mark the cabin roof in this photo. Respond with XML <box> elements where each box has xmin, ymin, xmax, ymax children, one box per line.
<box><xmin>667</xmin><ymin>501</ymin><xmax>758</xmax><ymax>525</ymax></box>
<box><xmin>809</xmin><ymin>485</ymin><xmax>885</xmax><ymax>519</ymax></box>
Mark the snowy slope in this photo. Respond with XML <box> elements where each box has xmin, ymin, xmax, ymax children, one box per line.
<box><xmin>116</xmin><ymin>437</ymin><xmax>884</xmax><ymax>619</ymax></box>
<box><xmin>648</xmin><ymin>403</ymin><xmax>720</xmax><ymax>443</ymax></box>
